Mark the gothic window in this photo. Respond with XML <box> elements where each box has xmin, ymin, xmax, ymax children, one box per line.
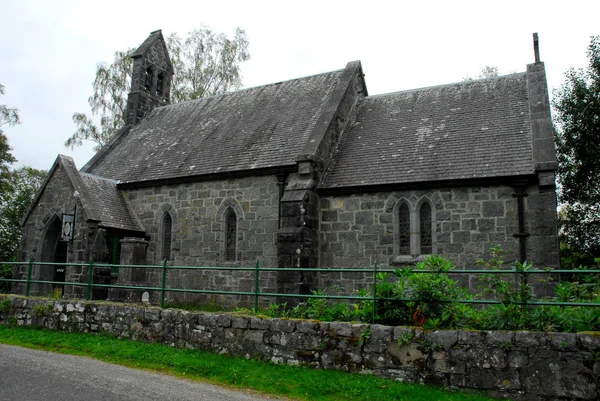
<box><xmin>419</xmin><ymin>203</ymin><xmax>433</xmax><ymax>255</ymax></box>
<box><xmin>225</xmin><ymin>208</ymin><xmax>237</xmax><ymax>261</ymax></box>
<box><xmin>156</xmin><ymin>73</ymin><xmax>164</xmax><ymax>96</ymax></box>
<box><xmin>162</xmin><ymin>212</ymin><xmax>172</xmax><ymax>261</ymax></box>
<box><xmin>398</xmin><ymin>203</ymin><xmax>410</xmax><ymax>255</ymax></box>
<box><xmin>394</xmin><ymin>198</ymin><xmax>435</xmax><ymax>259</ymax></box>
<box><xmin>144</xmin><ymin>67</ymin><xmax>153</xmax><ymax>91</ymax></box>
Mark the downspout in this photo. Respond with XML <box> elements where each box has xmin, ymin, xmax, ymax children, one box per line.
<box><xmin>276</xmin><ymin>172</ymin><xmax>288</xmax><ymax>228</ymax></box>
<box><xmin>512</xmin><ymin>186</ymin><xmax>530</xmax><ymax>263</ymax></box>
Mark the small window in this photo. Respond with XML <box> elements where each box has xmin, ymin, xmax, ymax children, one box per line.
<box><xmin>225</xmin><ymin>209</ymin><xmax>237</xmax><ymax>261</ymax></box>
<box><xmin>156</xmin><ymin>73</ymin><xmax>164</xmax><ymax>96</ymax></box>
<box><xmin>162</xmin><ymin>212</ymin><xmax>172</xmax><ymax>261</ymax></box>
<box><xmin>419</xmin><ymin>203</ymin><xmax>432</xmax><ymax>255</ymax></box>
<box><xmin>144</xmin><ymin>68</ymin><xmax>153</xmax><ymax>91</ymax></box>
<box><xmin>394</xmin><ymin>198</ymin><xmax>435</xmax><ymax>260</ymax></box>
<box><xmin>398</xmin><ymin>203</ymin><xmax>410</xmax><ymax>255</ymax></box>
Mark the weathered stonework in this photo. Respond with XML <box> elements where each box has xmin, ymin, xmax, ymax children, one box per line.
<box><xmin>318</xmin><ymin>184</ymin><xmax>558</xmax><ymax>294</ymax></box>
<box><xmin>125</xmin><ymin>175</ymin><xmax>281</xmax><ymax>306</ymax></box>
<box><xmin>16</xmin><ymin>160</ymin><xmax>102</xmax><ymax>298</ymax></box>
<box><xmin>2</xmin><ymin>295</ymin><xmax>597</xmax><ymax>401</ymax></box>
<box><xmin>13</xmin><ymin>32</ymin><xmax>561</xmax><ymax>312</ymax></box>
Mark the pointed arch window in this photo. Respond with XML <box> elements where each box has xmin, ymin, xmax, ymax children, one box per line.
<box><xmin>225</xmin><ymin>208</ymin><xmax>237</xmax><ymax>261</ymax></box>
<box><xmin>156</xmin><ymin>73</ymin><xmax>164</xmax><ymax>96</ymax></box>
<box><xmin>144</xmin><ymin>68</ymin><xmax>154</xmax><ymax>91</ymax></box>
<box><xmin>398</xmin><ymin>203</ymin><xmax>411</xmax><ymax>255</ymax></box>
<box><xmin>162</xmin><ymin>212</ymin><xmax>172</xmax><ymax>261</ymax></box>
<box><xmin>394</xmin><ymin>198</ymin><xmax>435</xmax><ymax>260</ymax></box>
<box><xmin>419</xmin><ymin>203</ymin><xmax>433</xmax><ymax>255</ymax></box>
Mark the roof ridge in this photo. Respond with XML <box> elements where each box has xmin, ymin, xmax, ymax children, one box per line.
<box><xmin>367</xmin><ymin>71</ymin><xmax>527</xmax><ymax>99</ymax></box>
<box><xmin>160</xmin><ymin>67</ymin><xmax>347</xmax><ymax>110</ymax></box>
<box><xmin>79</xmin><ymin>171</ymin><xmax>120</xmax><ymax>184</ymax></box>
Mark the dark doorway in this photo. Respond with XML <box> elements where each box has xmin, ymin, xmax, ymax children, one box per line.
<box><xmin>91</xmin><ymin>232</ymin><xmax>121</xmax><ymax>300</ymax></box>
<box><xmin>38</xmin><ymin>216</ymin><xmax>67</xmax><ymax>296</ymax></box>
<box><xmin>53</xmin><ymin>240</ymin><xmax>67</xmax><ymax>294</ymax></box>
<box><xmin>106</xmin><ymin>233</ymin><xmax>122</xmax><ymax>271</ymax></box>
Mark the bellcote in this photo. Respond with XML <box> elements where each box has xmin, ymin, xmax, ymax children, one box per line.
<box><xmin>125</xmin><ymin>30</ymin><xmax>174</xmax><ymax>125</ymax></box>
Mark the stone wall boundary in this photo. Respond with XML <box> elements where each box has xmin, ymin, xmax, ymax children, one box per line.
<box><xmin>1</xmin><ymin>295</ymin><xmax>598</xmax><ymax>401</ymax></box>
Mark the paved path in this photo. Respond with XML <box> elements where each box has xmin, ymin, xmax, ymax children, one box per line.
<box><xmin>0</xmin><ymin>344</ymin><xmax>282</xmax><ymax>401</ymax></box>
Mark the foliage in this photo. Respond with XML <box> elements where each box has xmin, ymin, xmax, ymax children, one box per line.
<box><xmin>262</xmin><ymin>246</ymin><xmax>600</xmax><ymax>333</ymax></box>
<box><xmin>463</xmin><ymin>66</ymin><xmax>500</xmax><ymax>81</ymax></box>
<box><xmin>0</xmin><ymin>84</ymin><xmax>37</xmax><ymax>292</ymax></box>
<box><xmin>555</xmin><ymin>261</ymin><xmax>600</xmax><ymax>303</ymax></box>
<box><xmin>475</xmin><ymin>246</ymin><xmax>535</xmax><ymax>330</ymax></box>
<box><xmin>265</xmin><ymin>289</ymin><xmax>365</xmax><ymax>322</ymax></box>
<box><xmin>266</xmin><ymin>255</ymin><xmax>472</xmax><ymax>330</ymax></box>
<box><xmin>559</xmin><ymin>239</ymin><xmax>597</xmax><ymax>268</ymax></box>
<box><xmin>0</xmin><ymin>166</ymin><xmax>47</xmax><ymax>291</ymax></box>
<box><xmin>67</xmin><ymin>49</ymin><xmax>134</xmax><ymax>150</ymax></box>
<box><xmin>0</xmin><ymin>83</ymin><xmax>20</xmax><ymax>193</ymax></box>
<box><xmin>167</xmin><ymin>27</ymin><xmax>250</xmax><ymax>103</ymax></box>
<box><xmin>66</xmin><ymin>27</ymin><xmax>250</xmax><ymax>150</ymax></box>
<box><xmin>553</xmin><ymin>35</ymin><xmax>600</xmax><ymax>258</ymax></box>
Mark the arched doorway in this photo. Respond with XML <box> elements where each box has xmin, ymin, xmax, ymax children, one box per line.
<box><xmin>37</xmin><ymin>216</ymin><xmax>67</xmax><ymax>296</ymax></box>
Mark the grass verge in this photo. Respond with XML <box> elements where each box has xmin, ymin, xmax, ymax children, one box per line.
<box><xmin>0</xmin><ymin>326</ymin><xmax>498</xmax><ymax>401</ymax></box>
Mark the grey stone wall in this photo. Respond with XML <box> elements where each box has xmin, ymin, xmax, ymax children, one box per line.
<box><xmin>16</xmin><ymin>164</ymin><xmax>98</xmax><ymax>298</ymax></box>
<box><xmin>318</xmin><ymin>184</ymin><xmax>559</xmax><ymax>294</ymax></box>
<box><xmin>125</xmin><ymin>175</ymin><xmax>280</xmax><ymax>306</ymax></box>
<box><xmin>2</xmin><ymin>295</ymin><xmax>597</xmax><ymax>401</ymax></box>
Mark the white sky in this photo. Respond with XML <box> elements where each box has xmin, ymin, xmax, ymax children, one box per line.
<box><xmin>1</xmin><ymin>0</ymin><xmax>599</xmax><ymax>171</ymax></box>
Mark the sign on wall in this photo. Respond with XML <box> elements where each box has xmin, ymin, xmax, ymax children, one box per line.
<box><xmin>61</xmin><ymin>214</ymin><xmax>75</xmax><ymax>242</ymax></box>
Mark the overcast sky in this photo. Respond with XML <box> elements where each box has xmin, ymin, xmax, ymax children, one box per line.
<box><xmin>1</xmin><ymin>0</ymin><xmax>599</xmax><ymax>172</ymax></box>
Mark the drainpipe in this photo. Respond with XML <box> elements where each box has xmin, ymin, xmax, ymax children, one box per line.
<box><xmin>512</xmin><ymin>187</ymin><xmax>530</xmax><ymax>263</ymax></box>
<box><xmin>276</xmin><ymin>172</ymin><xmax>288</xmax><ymax>228</ymax></box>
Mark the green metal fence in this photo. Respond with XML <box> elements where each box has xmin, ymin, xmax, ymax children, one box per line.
<box><xmin>2</xmin><ymin>259</ymin><xmax>600</xmax><ymax>321</ymax></box>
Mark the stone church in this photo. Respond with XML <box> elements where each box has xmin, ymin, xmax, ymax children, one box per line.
<box><xmin>14</xmin><ymin>30</ymin><xmax>559</xmax><ymax>302</ymax></box>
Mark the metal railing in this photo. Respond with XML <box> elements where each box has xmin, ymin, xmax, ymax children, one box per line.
<box><xmin>2</xmin><ymin>259</ymin><xmax>600</xmax><ymax>323</ymax></box>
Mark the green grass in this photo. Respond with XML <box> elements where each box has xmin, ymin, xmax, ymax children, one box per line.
<box><xmin>0</xmin><ymin>326</ymin><xmax>497</xmax><ymax>401</ymax></box>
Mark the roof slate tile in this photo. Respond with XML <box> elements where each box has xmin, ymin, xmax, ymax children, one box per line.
<box><xmin>79</xmin><ymin>173</ymin><xmax>142</xmax><ymax>232</ymax></box>
<box><xmin>320</xmin><ymin>73</ymin><xmax>534</xmax><ymax>189</ymax></box>
<box><xmin>86</xmin><ymin>69</ymin><xmax>345</xmax><ymax>183</ymax></box>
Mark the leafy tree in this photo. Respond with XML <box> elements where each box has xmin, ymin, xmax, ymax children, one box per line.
<box><xmin>0</xmin><ymin>166</ymin><xmax>47</xmax><ymax>260</ymax></box>
<box><xmin>463</xmin><ymin>66</ymin><xmax>499</xmax><ymax>81</ymax></box>
<box><xmin>0</xmin><ymin>86</ymin><xmax>47</xmax><ymax>288</ymax></box>
<box><xmin>553</xmin><ymin>35</ymin><xmax>600</xmax><ymax>258</ymax></box>
<box><xmin>67</xmin><ymin>50</ymin><xmax>134</xmax><ymax>150</ymax></box>
<box><xmin>0</xmin><ymin>167</ymin><xmax>47</xmax><ymax>291</ymax></box>
<box><xmin>167</xmin><ymin>27</ymin><xmax>250</xmax><ymax>103</ymax></box>
<box><xmin>0</xmin><ymin>83</ymin><xmax>20</xmax><ymax>192</ymax></box>
<box><xmin>66</xmin><ymin>27</ymin><xmax>250</xmax><ymax>150</ymax></box>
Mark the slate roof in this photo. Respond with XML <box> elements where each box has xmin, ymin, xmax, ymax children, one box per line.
<box><xmin>320</xmin><ymin>73</ymin><xmax>534</xmax><ymax>189</ymax></box>
<box><xmin>84</xmin><ymin>69</ymin><xmax>347</xmax><ymax>183</ymax></box>
<box><xmin>21</xmin><ymin>156</ymin><xmax>142</xmax><ymax>232</ymax></box>
<box><xmin>78</xmin><ymin>172</ymin><xmax>142</xmax><ymax>232</ymax></box>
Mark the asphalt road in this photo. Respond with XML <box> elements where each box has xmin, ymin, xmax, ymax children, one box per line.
<box><xmin>0</xmin><ymin>344</ymin><xmax>282</xmax><ymax>401</ymax></box>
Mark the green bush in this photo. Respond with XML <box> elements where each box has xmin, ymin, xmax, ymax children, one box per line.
<box><xmin>0</xmin><ymin>263</ymin><xmax>13</xmax><ymax>293</ymax></box>
<box><xmin>263</xmin><ymin>247</ymin><xmax>600</xmax><ymax>333</ymax></box>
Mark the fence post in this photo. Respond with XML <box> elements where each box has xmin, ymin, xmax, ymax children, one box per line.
<box><xmin>160</xmin><ymin>259</ymin><xmax>167</xmax><ymax>309</ymax></box>
<box><xmin>86</xmin><ymin>258</ymin><xmax>94</xmax><ymax>301</ymax></box>
<box><xmin>372</xmin><ymin>260</ymin><xmax>377</xmax><ymax>324</ymax></box>
<box><xmin>25</xmin><ymin>257</ymin><xmax>34</xmax><ymax>297</ymax></box>
<box><xmin>254</xmin><ymin>260</ymin><xmax>260</xmax><ymax>313</ymax></box>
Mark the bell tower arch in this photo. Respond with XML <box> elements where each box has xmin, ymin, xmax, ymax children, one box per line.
<box><xmin>125</xmin><ymin>29</ymin><xmax>174</xmax><ymax>125</ymax></box>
